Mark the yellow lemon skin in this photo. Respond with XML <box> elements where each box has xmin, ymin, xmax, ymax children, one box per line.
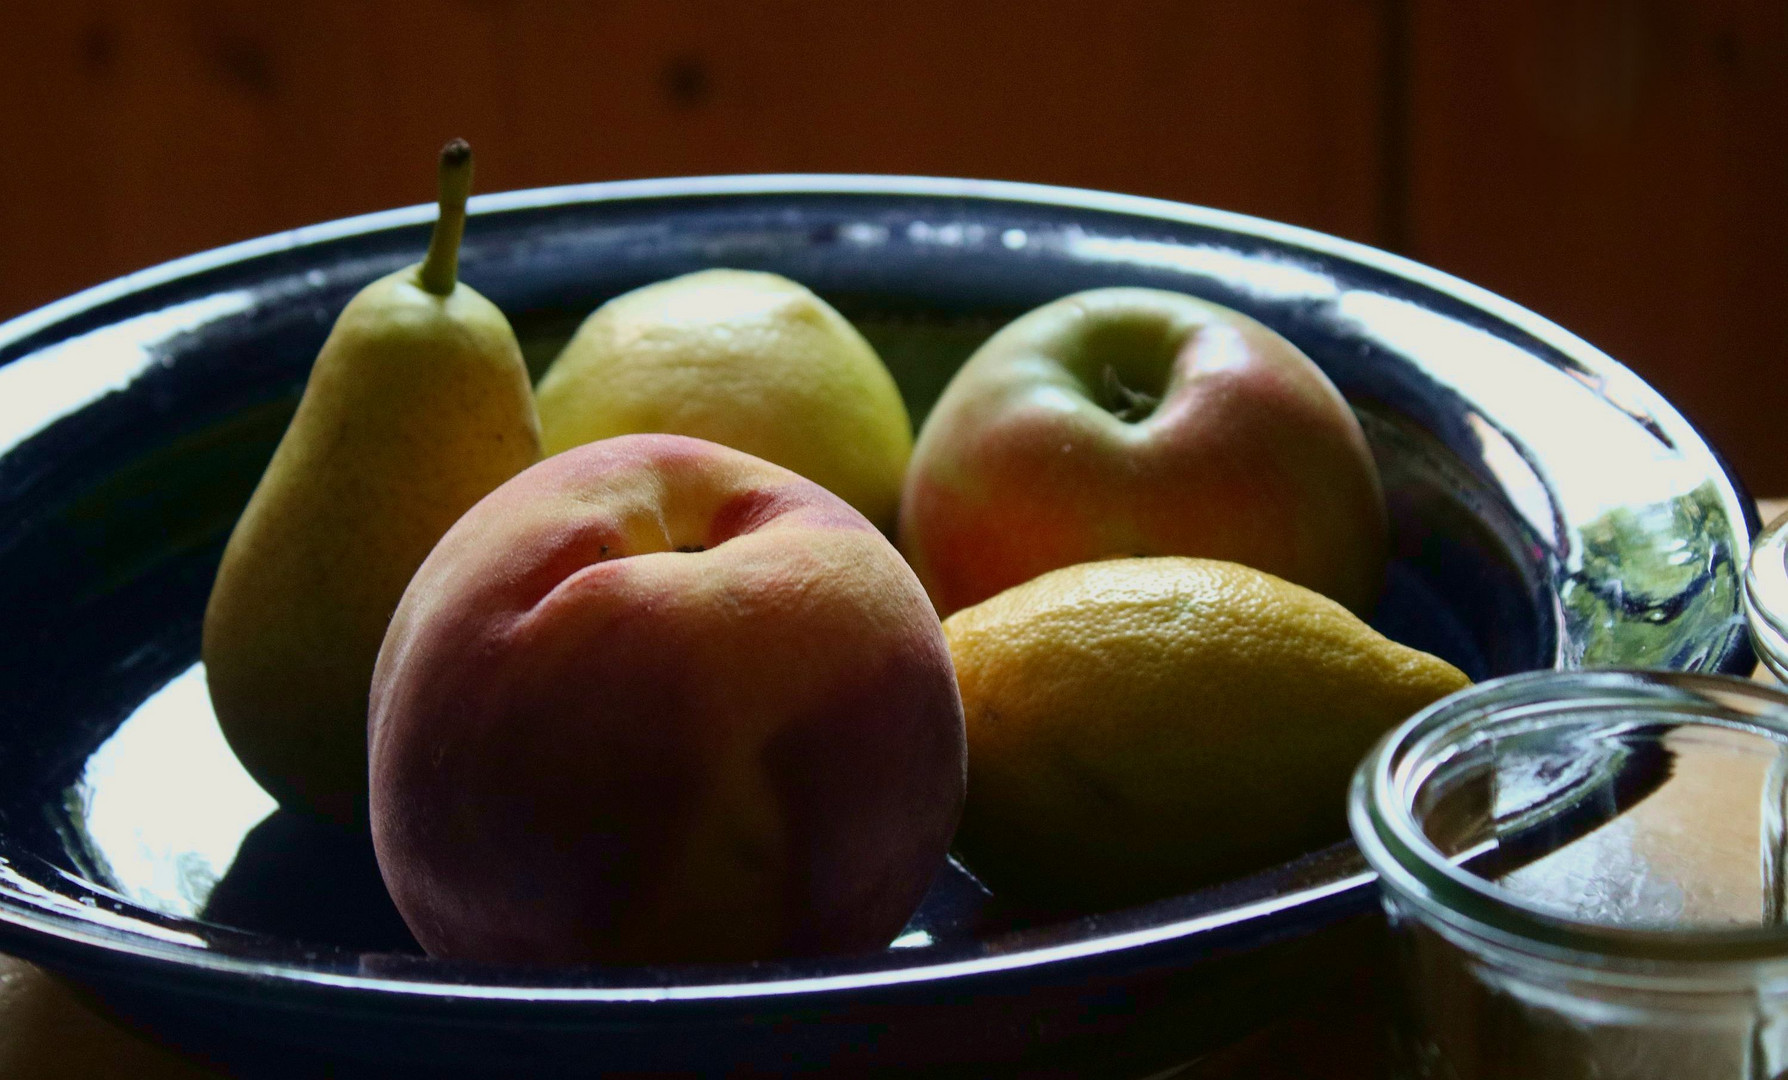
<box><xmin>535</xmin><ymin>269</ymin><xmax>913</xmax><ymax>533</ymax></box>
<box><xmin>943</xmin><ymin>556</ymin><xmax>1470</xmax><ymax>912</ymax></box>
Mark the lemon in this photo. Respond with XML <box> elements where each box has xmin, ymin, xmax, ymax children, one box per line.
<box><xmin>944</xmin><ymin>556</ymin><xmax>1470</xmax><ymax>911</ymax></box>
<box><xmin>535</xmin><ymin>269</ymin><xmax>913</xmax><ymax>531</ymax></box>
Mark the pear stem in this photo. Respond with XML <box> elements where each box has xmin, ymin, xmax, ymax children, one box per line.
<box><xmin>418</xmin><ymin>139</ymin><xmax>473</xmax><ymax>296</ymax></box>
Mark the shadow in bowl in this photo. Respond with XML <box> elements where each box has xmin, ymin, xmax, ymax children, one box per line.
<box><xmin>202</xmin><ymin>811</ymin><xmax>419</xmax><ymax>956</ymax></box>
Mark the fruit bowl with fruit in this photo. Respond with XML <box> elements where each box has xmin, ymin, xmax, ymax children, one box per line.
<box><xmin>0</xmin><ymin>172</ymin><xmax>1756</xmax><ymax>1076</ymax></box>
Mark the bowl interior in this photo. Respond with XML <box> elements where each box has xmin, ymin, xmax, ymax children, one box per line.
<box><xmin>0</xmin><ymin>177</ymin><xmax>1755</xmax><ymax>993</ymax></box>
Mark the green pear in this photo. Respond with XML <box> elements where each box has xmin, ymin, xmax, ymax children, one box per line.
<box><xmin>202</xmin><ymin>140</ymin><xmax>541</xmax><ymax>827</ymax></box>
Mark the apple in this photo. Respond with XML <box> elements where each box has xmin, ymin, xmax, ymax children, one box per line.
<box><xmin>368</xmin><ymin>434</ymin><xmax>966</xmax><ymax>966</ymax></box>
<box><xmin>898</xmin><ymin>287</ymin><xmax>1387</xmax><ymax>617</ymax></box>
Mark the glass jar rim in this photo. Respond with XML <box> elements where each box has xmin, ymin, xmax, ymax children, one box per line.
<box><xmin>1746</xmin><ymin>509</ymin><xmax>1788</xmax><ymax>682</ymax></box>
<box><xmin>1350</xmin><ymin>668</ymin><xmax>1788</xmax><ymax>967</ymax></box>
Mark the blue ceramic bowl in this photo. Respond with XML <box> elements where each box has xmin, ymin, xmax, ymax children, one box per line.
<box><xmin>0</xmin><ymin>176</ymin><xmax>1757</xmax><ymax>1076</ymax></box>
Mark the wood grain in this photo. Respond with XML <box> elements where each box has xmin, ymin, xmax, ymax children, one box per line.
<box><xmin>0</xmin><ymin>955</ymin><xmax>217</xmax><ymax>1078</ymax></box>
<box><xmin>0</xmin><ymin>0</ymin><xmax>1388</xmax><ymax>320</ymax></box>
<box><xmin>1403</xmin><ymin>0</ymin><xmax>1788</xmax><ymax>491</ymax></box>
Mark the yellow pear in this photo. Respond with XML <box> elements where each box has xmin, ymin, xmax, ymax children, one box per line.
<box><xmin>202</xmin><ymin>140</ymin><xmax>541</xmax><ymax>827</ymax></box>
<box><xmin>534</xmin><ymin>269</ymin><xmax>912</xmax><ymax>532</ymax></box>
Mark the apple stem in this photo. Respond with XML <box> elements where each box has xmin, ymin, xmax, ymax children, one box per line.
<box><xmin>1102</xmin><ymin>365</ymin><xmax>1161</xmax><ymax>423</ymax></box>
<box><xmin>418</xmin><ymin>139</ymin><xmax>474</xmax><ymax>297</ymax></box>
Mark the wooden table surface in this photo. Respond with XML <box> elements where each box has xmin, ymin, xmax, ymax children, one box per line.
<box><xmin>0</xmin><ymin>940</ymin><xmax>1396</xmax><ymax>1079</ymax></box>
<box><xmin>6</xmin><ymin>498</ymin><xmax>1782</xmax><ymax>1078</ymax></box>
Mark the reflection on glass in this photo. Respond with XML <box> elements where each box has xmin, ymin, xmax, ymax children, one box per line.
<box><xmin>1495</xmin><ymin>724</ymin><xmax>1781</xmax><ymax>927</ymax></box>
<box><xmin>66</xmin><ymin>663</ymin><xmax>276</xmax><ymax>917</ymax></box>
<box><xmin>1560</xmin><ymin>483</ymin><xmax>1740</xmax><ymax>669</ymax></box>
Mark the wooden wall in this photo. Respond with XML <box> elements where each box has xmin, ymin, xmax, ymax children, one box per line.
<box><xmin>1404</xmin><ymin>2</ymin><xmax>1788</xmax><ymax>495</ymax></box>
<box><xmin>3</xmin><ymin>1</ymin><xmax>1783</xmax><ymax>489</ymax></box>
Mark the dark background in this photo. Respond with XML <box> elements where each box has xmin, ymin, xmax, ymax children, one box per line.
<box><xmin>4</xmin><ymin>1</ymin><xmax>1784</xmax><ymax>490</ymax></box>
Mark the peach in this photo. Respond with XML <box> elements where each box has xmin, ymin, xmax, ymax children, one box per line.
<box><xmin>898</xmin><ymin>287</ymin><xmax>1388</xmax><ymax>617</ymax></box>
<box><xmin>368</xmin><ymin>434</ymin><xmax>965</xmax><ymax>966</ymax></box>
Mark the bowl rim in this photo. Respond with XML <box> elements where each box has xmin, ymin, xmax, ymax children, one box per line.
<box><xmin>0</xmin><ymin>172</ymin><xmax>1757</xmax><ymax>1006</ymax></box>
<box><xmin>0</xmin><ymin>855</ymin><xmax>1378</xmax><ymax>1004</ymax></box>
<box><xmin>0</xmin><ymin>170</ymin><xmax>1691</xmax><ymax>387</ymax></box>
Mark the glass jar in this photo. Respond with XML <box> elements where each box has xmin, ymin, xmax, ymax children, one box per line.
<box><xmin>1747</xmin><ymin>509</ymin><xmax>1788</xmax><ymax>682</ymax></box>
<box><xmin>1350</xmin><ymin>669</ymin><xmax>1788</xmax><ymax>1080</ymax></box>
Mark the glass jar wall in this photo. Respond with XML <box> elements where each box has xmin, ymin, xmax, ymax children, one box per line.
<box><xmin>1351</xmin><ymin>670</ymin><xmax>1788</xmax><ymax>1079</ymax></box>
